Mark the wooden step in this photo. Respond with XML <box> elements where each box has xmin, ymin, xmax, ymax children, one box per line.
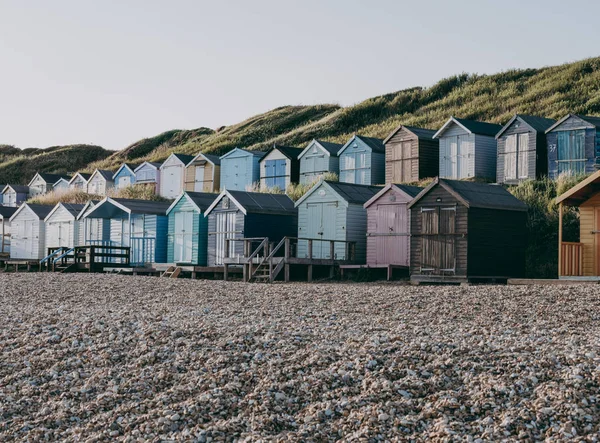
<box><xmin>161</xmin><ymin>266</ymin><xmax>182</xmax><ymax>278</ymax></box>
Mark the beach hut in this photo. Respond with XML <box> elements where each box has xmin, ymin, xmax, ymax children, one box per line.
<box><xmin>555</xmin><ymin>170</ymin><xmax>600</xmax><ymax>277</ymax></box>
<box><xmin>496</xmin><ymin>114</ymin><xmax>556</xmax><ymax>184</ymax></box>
<box><xmin>9</xmin><ymin>203</ymin><xmax>53</xmax><ymax>259</ymax></box>
<box><xmin>408</xmin><ymin>178</ymin><xmax>527</xmax><ymax>283</ymax></box>
<box><xmin>204</xmin><ymin>190</ymin><xmax>297</xmax><ymax>266</ymax></box>
<box><xmin>74</xmin><ymin>200</ymin><xmax>105</xmax><ymax>246</ymax></box>
<box><xmin>113</xmin><ymin>163</ymin><xmax>139</xmax><ymax>190</ymax></box>
<box><xmin>185</xmin><ymin>153</ymin><xmax>221</xmax><ymax>193</ymax></box>
<box><xmin>433</xmin><ymin>117</ymin><xmax>502</xmax><ymax>181</ymax></box>
<box><xmin>69</xmin><ymin>172</ymin><xmax>91</xmax><ymax>191</ymax></box>
<box><xmin>2</xmin><ymin>185</ymin><xmax>29</xmax><ymax>207</ymax></box>
<box><xmin>0</xmin><ymin>206</ymin><xmax>17</xmax><ymax>255</ymax></box>
<box><xmin>43</xmin><ymin>203</ymin><xmax>87</xmax><ymax>250</ymax></box>
<box><xmin>338</xmin><ymin>135</ymin><xmax>386</xmax><ymax>185</ymax></box>
<box><xmin>383</xmin><ymin>125</ymin><xmax>439</xmax><ymax>183</ymax></box>
<box><xmin>134</xmin><ymin>162</ymin><xmax>161</xmax><ymax>193</ymax></box>
<box><xmin>81</xmin><ymin>197</ymin><xmax>170</xmax><ymax>265</ymax></box>
<box><xmin>295</xmin><ymin>180</ymin><xmax>382</xmax><ymax>261</ymax></box>
<box><xmin>28</xmin><ymin>173</ymin><xmax>70</xmax><ymax>198</ymax></box>
<box><xmin>159</xmin><ymin>153</ymin><xmax>195</xmax><ymax>199</ymax></box>
<box><xmin>87</xmin><ymin>169</ymin><xmax>115</xmax><ymax>196</ymax></box>
<box><xmin>219</xmin><ymin>148</ymin><xmax>266</xmax><ymax>191</ymax></box>
<box><xmin>259</xmin><ymin>145</ymin><xmax>303</xmax><ymax>190</ymax></box>
<box><xmin>546</xmin><ymin>114</ymin><xmax>600</xmax><ymax>179</ymax></box>
<box><xmin>52</xmin><ymin>177</ymin><xmax>71</xmax><ymax>193</ymax></box>
<box><xmin>363</xmin><ymin>183</ymin><xmax>423</xmax><ymax>272</ymax></box>
<box><xmin>298</xmin><ymin>139</ymin><xmax>342</xmax><ymax>185</ymax></box>
<box><xmin>166</xmin><ymin>191</ymin><xmax>216</xmax><ymax>265</ymax></box>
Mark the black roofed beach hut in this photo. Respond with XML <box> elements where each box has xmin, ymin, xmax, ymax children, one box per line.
<box><xmin>408</xmin><ymin>178</ymin><xmax>528</xmax><ymax>283</ymax></box>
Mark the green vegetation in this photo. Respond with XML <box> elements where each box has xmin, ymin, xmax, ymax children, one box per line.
<box><xmin>0</xmin><ymin>145</ymin><xmax>111</xmax><ymax>185</ymax></box>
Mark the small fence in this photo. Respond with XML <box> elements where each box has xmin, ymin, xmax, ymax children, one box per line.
<box><xmin>42</xmin><ymin>244</ymin><xmax>130</xmax><ymax>272</ymax></box>
<box><xmin>560</xmin><ymin>242</ymin><xmax>583</xmax><ymax>276</ymax></box>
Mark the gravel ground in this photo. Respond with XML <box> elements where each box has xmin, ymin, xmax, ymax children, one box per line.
<box><xmin>1</xmin><ymin>274</ymin><xmax>600</xmax><ymax>441</ymax></box>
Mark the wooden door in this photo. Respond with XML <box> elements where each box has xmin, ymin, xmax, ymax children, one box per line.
<box><xmin>375</xmin><ymin>203</ymin><xmax>408</xmax><ymax>266</ymax></box>
<box><xmin>595</xmin><ymin>207</ymin><xmax>600</xmax><ymax>276</ymax></box>
<box><xmin>194</xmin><ymin>166</ymin><xmax>205</xmax><ymax>192</ymax></box>
<box><xmin>214</xmin><ymin>212</ymin><xmax>237</xmax><ymax>265</ymax></box>
<box><xmin>420</xmin><ymin>207</ymin><xmax>456</xmax><ymax>274</ymax></box>
<box><xmin>174</xmin><ymin>212</ymin><xmax>194</xmax><ymax>263</ymax></box>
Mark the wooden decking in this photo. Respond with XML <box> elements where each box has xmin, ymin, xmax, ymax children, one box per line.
<box><xmin>339</xmin><ymin>264</ymin><xmax>408</xmax><ymax>281</ymax></box>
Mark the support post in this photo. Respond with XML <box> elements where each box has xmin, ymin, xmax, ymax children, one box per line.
<box><xmin>558</xmin><ymin>202</ymin><xmax>563</xmax><ymax>277</ymax></box>
<box><xmin>284</xmin><ymin>237</ymin><xmax>290</xmax><ymax>259</ymax></box>
<box><xmin>330</xmin><ymin>241</ymin><xmax>335</xmax><ymax>260</ymax></box>
<box><xmin>307</xmin><ymin>264</ymin><xmax>313</xmax><ymax>282</ymax></box>
<box><xmin>284</xmin><ymin>264</ymin><xmax>290</xmax><ymax>282</ymax></box>
<box><xmin>224</xmin><ymin>264</ymin><xmax>229</xmax><ymax>281</ymax></box>
<box><xmin>308</xmin><ymin>240</ymin><xmax>313</xmax><ymax>259</ymax></box>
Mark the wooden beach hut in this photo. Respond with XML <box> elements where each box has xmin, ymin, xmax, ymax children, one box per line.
<box><xmin>44</xmin><ymin>203</ymin><xmax>87</xmax><ymax>250</ymax></box>
<box><xmin>383</xmin><ymin>125</ymin><xmax>439</xmax><ymax>183</ymax></box>
<box><xmin>52</xmin><ymin>177</ymin><xmax>71</xmax><ymax>193</ymax></box>
<box><xmin>28</xmin><ymin>173</ymin><xmax>70</xmax><ymax>198</ymax></box>
<box><xmin>166</xmin><ymin>191</ymin><xmax>216</xmax><ymax>265</ymax></box>
<box><xmin>87</xmin><ymin>169</ymin><xmax>115</xmax><ymax>196</ymax></box>
<box><xmin>185</xmin><ymin>153</ymin><xmax>221</xmax><ymax>193</ymax></box>
<box><xmin>546</xmin><ymin>114</ymin><xmax>600</xmax><ymax>179</ymax></box>
<box><xmin>204</xmin><ymin>190</ymin><xmax>297</xmax><ymax>266</ymax></box>
<box><xmin>496</xmin><ymin>114</ymin><xmax>556</xmax><ymax>184</ymax></box>
<box><xmin>9</xmin><ymin>203</ymin><xmax>53</xmax><ymax>259</ymax></box>
<box><xmin>134</xmin><ymin>162</ymin><xmax>161</xmax><ymax>194</ymax></box>
<box><xmin>433</xmin><ymin>117</ymin><xmax>502</xmax><ymax>181</ymax></box>
<box><xmin>338</xmin><ymin>135</ymin><xmax>386</xmax><ymax>185</ymax></box>
<box><xmin>220</xmin><ymin>148</ymin><xmax>266</xmax><ymax>191</ymax></box>
<box><xmin>259</xmin><ymin>145</ymin><xmax>303</xmax><ymax>190</ymax></box>
<box><xmin>113</xmin><ymin>163</ymin><xmax>138</xmax><ymax>190</ymax></box>
<box><xmin>555</xmin><ymin>170</ymin><xmax>600</xmax><ymax>278</ymax></box>
<box><xmin>69</xmin><ymin>172</ymin><xmax>91</xmax><ymax>191</ymax></box>
<box><xmin>2</xmin><ymin>185</ymin><xmax>29</xmax><ymax>207</ymax></box>
<box><xmin>363</xmin><ymin>183</ymin><xmax>422</xmax><ymax>275</ymax></box>
<box><xmin>81</xmin><ymin>198</ymin><xmax>171</xmax><ymax>265</ymax></box>
<box><xmin>295</xmin><ymin>180</ymin><xmax>382</xmax><ymax>261</ymax></box>
<box><xmin>298</xmin><ymin>139</ymin><xmax>342</xmax><ymax>185</ymax></box>
<box><xmin>408</xmin><ymin>178</ymin><xmax>527</xmax><ymax>283</ymax></box>
<box><xmin>0</xmin><ymin>206</ymin><xmax>17</xmax><ymax>255</ymax></box>
<box><xmin>160</xmin><ymin>154</ymin><xmax>195</xmax><ymax>199</ymax></box>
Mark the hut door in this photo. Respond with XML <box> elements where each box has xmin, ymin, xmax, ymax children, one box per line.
<box><xmin>174</xmin><ymin>212</ymin><xmax>194</xmax><ymax>263</ymax></box>
<box><xmin>214</xmin><ymin>212</ymin><xmax>238</xmax><ymax>265</ymax></box>
<box><xmin>194</xmin><ymin>166</ymin><xmax>205</xmax><ymax>192</ymax></box>
<box><xmin>421</xmin><ymin>207</ymin><xmax>456</xmax><ymax>274</ymax></box>
<box><xmin>305</xmin><ymin>202</ymin><xmax>336</xmax><ymax>259</ymax></box>
<box><xmin>376</xmin><ymin>203</ymin><xmax>408</xmax><ymax>266</ymax></box>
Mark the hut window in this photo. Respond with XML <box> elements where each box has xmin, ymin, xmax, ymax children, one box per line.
<box><xmin>557</xmin><ymin>130</ymin><xmax>586</xmax><ymax>175</ymax></box>
<box><xmin>341</xmin><ymin>151</ymin><xmax>368</xmax><ymax>184</ymax></box>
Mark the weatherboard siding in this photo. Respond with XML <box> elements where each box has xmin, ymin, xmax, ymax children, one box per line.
<box><xmin>220</xmin><ymin>151</ymin><xmax>261</xmax><ymax>191</ymax></box>
<box><xmin>206</xmin><ymin>197</ymin><xmax>245</xmax><ymax>266</ymax></box>
<box><xmin>299</xmin><ymin>143</ymin><xmax>339</xmax><ymax>185</ymax></box>
<box><xmin>45</xmin><ymin>206</ymin><xmax>79</xmax><ymax>249</ymax></box>
<box><xmin>473</xmin><ymin>134</ymin><xmax>497</xmax><ymax>180</ymax></box>
<box><xmin>114</xmin><ymin>168</ymin><xmax>136</xmax><ymax>190</ymax></box>
<box><xmin>496</xmin><ymin>120</ymin><xmax>541</xmax><ymax>184</ymax></box>
<box><xmin>167</xmin><ymin>197</ymin><xmax>208</xmax><ymax>265</ymax></box>
<box><xmin>547</xmin><ymin>116</ymin><xmax>598</xmax><ymax>179</ymax></box>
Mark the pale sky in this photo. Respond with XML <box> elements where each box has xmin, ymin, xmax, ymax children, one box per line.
<box><xmin>1</xmin><ymin>0</ymin><xmax>599</xmax><ymax>151</ymax></box>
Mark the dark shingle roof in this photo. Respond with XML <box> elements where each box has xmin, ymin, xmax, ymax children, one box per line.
<box><xmin>172</xmin><ymin>153</ymin><xmax>195</xmax><ymax>164</ymax></box>
<box><xmin>184</xmin><ymin>192</ymin><xmax>219</xmax><ymax>211</ymax></box>
<box><xmin>75</xmin><ymin>173</ymin><xmax>92</xmax><ymax>181</ymax></box>
<box><xmin>201</xmin><ymin>154</ymin><xmax>221</xmax><ymax>165</ymax></box>
<box><xmin>517</xmin><ymin>114</ymin><xmax>557</xmax><ymax>132</ymax></box>
<box><xmin>4</xmin><ymin>185</ymin><xmax>29</xmax><ymax>194</ymax></box>
<box><xmin>0</xmin><ymin>206</ymin><xmax>17</xmax><ymax>218</ymax></box>
<box><xmin>111</xmin><ymin>198</ymin><xmax>171</xmax><ymax>215</ymax></box>
<box><xmin>356</xmin><ymin>136</ymin><xmax>385</xmax><ymax>153</ymax></box>
<box><xmin>60</xmin><ymin>203</ymin><xmax>87</xmax><ymax>217</ymax></box>
<box><xmin>453</xmin><ymin>117</ymin><xmax>503</xmax><ymax>137</ymax></box>
<box><xmin>325</xmin><ymin>181</ymin><xmax>383</xmax><ymax>205</ymax></box>
<box><xmin>404</xmin><ymin>126</ymin><xmax>437</xmax><ymax>140</ymax></box>
<box><xmin>441</xmin><ymin>179</ymin><xmax>527</xmax><ymax>211</ymax></box>
<box><xmin>38</xmin><ymin>173</ymin><xmax>70</xmax><ymax>183</ymax></box>
<box><xmin>26</xmin><ymin>204</ymin><xmax>54</xmax><ymax>219</ymax></box>
<box><xmin>578</xmin><ymin>115</ymin><xmax>600</xmax><ymax>128</ymax></box>
<box><xmin>393</xmin><ymin>184</ymin><xmax>423</xmax><ymax>198</ymax></box>
<box><xmin>315</xmin><ymin>140</ymin><xmax>343</xmax><ymax>156</ymax></box>
<box><xmin>270</xmin><ymin>145</ymin><xmax>304</xmax><ymax>160</ymax></box>
<box><xmin>95</xmin><ymin>170</ymin><xmax>114</xmax><ymax>181</ymax></box>
<box><xmin>226</xmin><ymin>190</ymin><xmax>295</xmax><ymax>215</ymax></box>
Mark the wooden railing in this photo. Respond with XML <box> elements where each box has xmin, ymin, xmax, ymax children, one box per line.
<box><xmin>560</xmin><ymin>242</ymin><xmax>583</xmax><ymax>276</ymax></box>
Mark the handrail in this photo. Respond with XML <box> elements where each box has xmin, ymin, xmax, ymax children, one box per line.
<box><xmin>53</xmin><ymin>247</ymin><xmax>75</xmax><ymax>264</ymax></box>
<box><xmin>40</xmin><ymin>247</ymin><xmax>66</xmax><ymax>264</ymax></box>
<box><xmin>246</xmin><ymin>237</ymin><xmax>269</xmax><ymax>262</ymax></box>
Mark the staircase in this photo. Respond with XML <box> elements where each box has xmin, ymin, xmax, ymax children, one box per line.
<box><xmin>161</xmin><ymin>266</ymin><xmax>182</xmax><ymax>278</ymax></box>
<box><xmin>247</xmin><ymin>237</ymin><xmax>286</xmax><ymax>283</ymax></box>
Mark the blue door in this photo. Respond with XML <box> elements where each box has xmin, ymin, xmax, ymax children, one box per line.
<box><xmin>265</xmin><ymin>159</ymin><xmax>287</xmax><ymax>189</ymax></box>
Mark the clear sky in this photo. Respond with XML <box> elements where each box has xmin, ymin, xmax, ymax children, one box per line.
<box><xmin>1</xmin><ymin>0</ymin><xmax>599</xmax><ymax>151</ymax></box>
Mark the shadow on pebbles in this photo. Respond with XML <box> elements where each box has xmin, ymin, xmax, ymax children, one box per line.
<box><xmin>1</xmin><ymin>273</ymin><xmax>600</xmax><ymax>441</ymax></box>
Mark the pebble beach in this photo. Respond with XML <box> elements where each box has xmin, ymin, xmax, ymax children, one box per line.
<box><xmin>1</xmin><ymin>274</ymin><xmax>600</xmax><ymax>441</ymax></box>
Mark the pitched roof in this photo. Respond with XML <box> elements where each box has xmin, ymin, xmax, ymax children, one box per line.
<box><xmin>323</xmin><ymin>181</ymin><xmax>383</xmax><ymax>204</ymax></box>
<box><xmin>556</xmin><ymin>169</ymin><xmax>600</xmax><ymax>206</ymax></box>
<box><xmin>394</xmin><ymin>183</ymin><xmax>423</xmax><ymax>198</ymax></box>
<box><xmin>3</xmin><ymin>184</ymin><xmax>29</xmax><ymax>194</ymax></box>
<box><xmin>206</xmin><ymin>190</ymin><xmax>296</xmax><ymax>216</ymax></box>
<box><xmin>134</xmin><ymin>162</ymin><xmax>161</xmax><ymax>172</ymax></box>
<box><xmin>265</xmin><ymin>145</ymin><xmax>304</xmax><ymax>160</ymax></box>
<box><xmin>546</xmin><ymin>114</ymin><xmax>600</xmax><ymax>133</ymax></box>
<box><xmin>36</xmin><ymin>173</ymin><xmax>71</xmax><ymax>184</ymax></box>
<box><xmin>24</xmin><ymin>204</ymin><xmax>54</xmax><ymax>219</ymax></box>
<box><xmin>109</xmin><ymin>198</ymin><xmax>171</xmax><ymax>215</ymax></box>
<box><xmin>383</xmin><ymin>125</ymin><xmax>438</xmax><ymax>144</ymax></box>
<box><xmin>172</xmin><ymin>153</ymin><xmax>196</xmax><ymax>164</ymax></box>
<box><xmin>220</xmin><ymin>148</ymin><xmax>267</xmax><ymax>160</ymax></box>
<box><xmin>316</xmin><ymin>140</ymin><xmax>343</xmax><ymax>155</ymax></box>
<box><xmin>187</xmin><ymin>152</ymin><xmax>222</xmax><ymax>167</ymax></box>
<box><xmin>45</xmin><ymin>203</ymin><xmax>87</xmax><ymax>221</ymax></box>
<box><xmin>408</xmin><ymin>178</ymin><xmax>527</xmax><ymax>212</ymax></box>
<box><xmin>167</xmin><ymin>191</ymin><xmax>218</xmax><ymax>214</ymax></box>
<box><xmin>434</xmin><ymin>116</ymin><xmax>502</xmax><ymax>138</ymax></box>
<box><xmin>0</xmin><ymin>206</ymin><xmax>17</xmax><ymax>218</ymax></box>
<box><xmin>70</xmin><ymin>172</ymin><xmax>92</xmax><ymax>183</ymax></box>
<box><xmin>92</xmin><ymin>169</ymin><xmax>114</xmax><ymax>181</ymax></box>
<box><xmin>339</xmin><ymin>135</ymin><xmax>386</xmax><ymax>156</ymax></box>
<box><xmin>496</xmin><ymin>114</ymin><xmax>557</xmax><ymax>138</ymax></box>
<box><xmin>363</xmin><ymin>183</ymin><xmax>423</xmax><ymax>209</ymax></box>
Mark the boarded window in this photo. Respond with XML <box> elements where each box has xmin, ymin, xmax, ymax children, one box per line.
<box><xmin>421</xmin><ymin>206</ymin><xmax>456</xmax><ymax>273</ymax></box>
<box><xmin>503</xmin><ymin>133</ymin><xmax>530</xmax><ymax>180</ymax></box>
<box><xmin>518</xmin><ymin>133</ymin><xmax>529</xmax><ymax>178</ymax></box>
<box><xmin>557</xmin><ymin>130</ymin><xmax>586</xmax><ymax>175</ymax></box>
<box><xmin>389</xmin><ymin>141</ymin><xmax>414</xmax><ymax>183</ymax></box>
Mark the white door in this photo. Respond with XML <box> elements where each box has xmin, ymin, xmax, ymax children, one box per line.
<box><xmin>12</xmin><ymin>219</ymin><xmax>35</xmax><ymax>258</ymax></box>
<box><xmin>162</xmin><ymin>165</ymin><xmax>181</xmax><ymax>198</ymax></box>
<box><xmin>215</xmin><ymin>212</ymin><xmax>237</xmax><ymax>265</ymax></box>
<box><xmin>47</xmin><ymin>222</ymin><xmax>71</xmax><ymax>248</ymax></box>
<box><xmin>194</xmin><ymin>167</ymin><xmax>205</xmax><ymax>192</ymax></box>
<box><xmin>174</xmin><ymin>211</ymin><xmax>194</xmax><ymax>262</ymax></box>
